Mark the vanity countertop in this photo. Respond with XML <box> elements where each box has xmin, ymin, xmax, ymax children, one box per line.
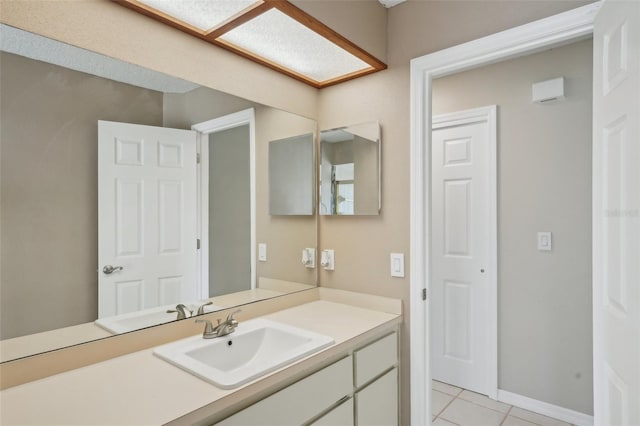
<box><xmin>0</xmin><ymin>292</ymin><xmax>401</xmax><ymax>425</ymax></box>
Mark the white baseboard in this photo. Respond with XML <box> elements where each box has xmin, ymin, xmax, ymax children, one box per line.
<box><xmin>497</xmin><ymin>389</ymin><xmax>594</xmax><ymax>426</ymax></box>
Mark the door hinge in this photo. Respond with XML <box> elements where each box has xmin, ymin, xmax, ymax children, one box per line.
<box><xmin>196</xmin><ymin>153</ymin><xmax>201</xmax><ymax>164</ymax></box>
<box><xmin>422</xmin><ymin>288</ymin><xmax>427</xmax><ymax>301</ymax></box>
<box><xmin>197</xmin><ymin>239</ymin><xmax>201</xmax><ymax>250</ymax></box>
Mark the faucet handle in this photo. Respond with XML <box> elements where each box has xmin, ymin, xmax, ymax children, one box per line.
<box><xmin>167</xmin><ymin>304</ymin><xmax>192</xmax><ymax>320</ymax></box>
<box><xmin>225</xmin><ymin>309</ymin><xmax>242</xmax><ymax>328</ymax></box>
<box><xmin>196</xmin><ymin>301</ymin><xmax>213</xmax><ymax>316</ymax></box>
<box><xmin>195</xmin><ymin>319</ymin><xmax>216</xmax><ymax>338</ymax></box>
<box><xmin>226</xmin><ymin>309</ymin><xmax>241</xmax><ymax>323</ymax></box>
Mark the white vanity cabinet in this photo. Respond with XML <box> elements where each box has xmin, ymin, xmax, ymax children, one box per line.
<box><xmin>216</xmin><ymin>330</ymin><xmax>398</xmax><ymax>426</ymax></box>
<box><xmin>217</xmin><ymin>356</ymin><xmax>353</xmax><ymax>426</ymax></box>
<box><xmin>354</xmin><ymin>332</ymin><xmax>399</xmax><ymax>426</ymax></box>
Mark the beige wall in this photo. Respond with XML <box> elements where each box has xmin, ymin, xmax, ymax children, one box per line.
<box><xmin>0</xmin><ymin>52</ymin><xmax>164</xmax><ymax>339</ymax></box>
<box><xmin>433</xmin><ymin>39</ymin><xmax>593</xmax><ymax>414</ymax></box>
<box><xmin>0</xmin><ymin>0</ymin><xmax>317</xmax><ymax>119</ymax></box>
<box><xmin>162</xmin><ymin>87</ymin><xmax>254</xmax><ymax>129</ymax></box>
<box><xmin>316</xmin><ymin>1</ymin><xmax>593</xmax><ymax>422</ymax></box>
<box><xmin>291</xmin><ymin>0</ymin><xmax>388</xmax><ymax>62</ymax></box>
<box><xmin>255</xmin><ymin>107</ymin><xmax>317</xmax><ymax>285</ymax></box>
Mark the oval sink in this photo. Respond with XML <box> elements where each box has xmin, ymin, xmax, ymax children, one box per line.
<box><xmin>153</xmin><ymin>319</ymin><xmax>334</xmax><ymax>389</ymax></box>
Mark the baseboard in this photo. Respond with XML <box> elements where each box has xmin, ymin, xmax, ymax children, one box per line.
<box><xmin>497</xmin><ymin>389</ymin><xmax>594</xmax><ymax>426</ymax></box>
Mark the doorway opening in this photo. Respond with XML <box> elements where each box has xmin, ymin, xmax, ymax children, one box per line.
<box><xmin>409</xmin><ymin>3</ymin><xmax>609</xmax><ymax>426</ymax></box>
<box><xmin>192</xmin><ymin>109</ymin><xmax>256</xmax><ymax>300</ymax></box>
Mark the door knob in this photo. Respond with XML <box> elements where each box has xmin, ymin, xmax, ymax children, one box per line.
<box><xmin>103</xmin><ymin>265</ymin><xmax>123</xmax><ymax>274</ymax></box>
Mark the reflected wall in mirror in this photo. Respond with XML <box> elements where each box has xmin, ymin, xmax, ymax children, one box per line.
<box><xmin>319</xmin><ymin>122</ymin><xmax>381</xmax><ymax>215</ymax></box>
<box><xmin>0</xmin><ymin>25</ymin><xmax>317</xmax><ymax>363</ymax></box>
<box><xmin>269</xmin><ymin>133</ymin><xmax>315</xmax><ymax>215</ymax></box>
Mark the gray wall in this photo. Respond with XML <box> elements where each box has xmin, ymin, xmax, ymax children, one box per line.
<box><xmin>208</xmin><ymin>126</ymin><xmax>251</xmax><ymax>297</ymax></box>
<box><xmin>432</xmin><ymin>39</ymin><xmax>593</xmax><ymax>414</ymax></box>
<box><xmin>0</xmin><ymin>52</ymin><xmax>163</xmax><ymax>339</ymax></box>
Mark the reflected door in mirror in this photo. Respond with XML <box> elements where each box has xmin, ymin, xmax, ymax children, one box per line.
<box><xmin>98</xmin><ymin>121</ymin><xmax>198</xmax><ymax>318</ymax></box>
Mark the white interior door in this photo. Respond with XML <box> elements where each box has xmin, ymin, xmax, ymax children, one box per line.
<box><xmin>98</xmin><ymin>121</ymin><xmax>198</xmax><ymax>318</ymax></box>
<box><xmin>431</xmin><ymin>106</ymin><xmax>497</xmax><ymax>396</ymax></box>
<box><xmin>593</xmin><ymin>0</ymin><xmax>640</xmax><ymax>424</ymax></box>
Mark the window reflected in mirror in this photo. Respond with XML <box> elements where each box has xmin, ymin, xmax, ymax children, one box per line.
<box><xmin>320</xmin><ymin>122</ymin><xmax>380</xmax><ymax>216</ymax></box>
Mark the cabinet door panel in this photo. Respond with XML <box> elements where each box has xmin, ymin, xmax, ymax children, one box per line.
<box><xmin>311</xmin><ymin>398</ymin><xmax>354</xmax><ymax>426</ymax></box>
<box><xmin>354</xmin><ymin>333</ymin><xmax>397</xmax><ymax>387</ymax></box>
<box><xmin>356</xmin><ymin>368</ymin><xmax>398</xmax><ymax>426</ymax></box>
<box><xmin>217</xmin><ymin>356</ymin><xmax>352</xmax><ymax>426</ymax></box>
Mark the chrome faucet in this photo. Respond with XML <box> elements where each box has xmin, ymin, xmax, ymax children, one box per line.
<box><xmin>195</xmin><ymin>309</ymin><xmax>241</xmax><ymax>339</ymax></box>
<box><xmin>167</xmin><ymin>304</ymin><xmax>191</xmax><ymax>320</ymax></box>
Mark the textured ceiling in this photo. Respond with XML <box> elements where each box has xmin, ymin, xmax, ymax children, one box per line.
<box><xmin>0</xmin><ymin>24</ymin><xmax>200</xmax><ymax>94</ymax></box>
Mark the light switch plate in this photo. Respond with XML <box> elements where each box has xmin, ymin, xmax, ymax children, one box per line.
<box><xmin>537</xmin><ymin>232</ymin><xmax>552</xmax><ymax>251</ymax></box>
<box><xmin>258</xmin><ymin>243</ymin><xmax>267</xmax><ymax>261</ymax></box>
<box><xmin>390</xmin><ymin>253</ymin><xmax>405</xmax><ymax>277</ymax></box>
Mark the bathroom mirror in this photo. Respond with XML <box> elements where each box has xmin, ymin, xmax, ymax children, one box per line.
<box><xmin>269</xmin><ymin>133</ymin><xmax>315</xmax><ymax>215</ymax></box>
<box><xmin>319</xmin><ymin>122</ymin><xmax>381</xmax><ymax>215</ymax></box>
<box><xmin>0</xmin><ymin>25</ymin><xmax>317</xmax><ymax>362</ymax></box>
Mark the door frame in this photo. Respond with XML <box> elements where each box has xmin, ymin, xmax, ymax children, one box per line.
<box><xmin>192</xmin><ymin>108</ymin><xmax>256</xmax><ymax>299</ymax></box>
<box><xmin>431</xmin><ymin>105</ymin><xmax>498</xmax><ymax>399</ymax></box>
<box><xmin>409</xmin><ymin>2</ymin><xmax>601</xmax><ymax>424</ymax></box>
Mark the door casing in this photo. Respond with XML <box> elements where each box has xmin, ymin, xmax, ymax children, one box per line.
<box><xmin>409</xmin><ymin>2</ymin><xmax>602</xmax><ymax>425</ymax></box>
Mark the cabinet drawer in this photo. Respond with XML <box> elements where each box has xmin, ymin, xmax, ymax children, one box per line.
<box><xmin>355</xmin><ymin>368</ymin><xmax>398</xmax><ymax>426</ymax></box>
<box><xmin>309</xmin><ymin>398</ymin><xmax>354</xmax><ymax>426</ymax></box>
<box><xmin>354</xmin><ymin>332</ymin><xmax>397</xmax><ymax>387</ymax></box>
<box><xmin>217</xmin><ymin>356</ymin><xmax>353</xmax><ymax>426</ymax></box>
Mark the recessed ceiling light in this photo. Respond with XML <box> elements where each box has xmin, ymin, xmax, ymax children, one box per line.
<box><xmin>137</xmin><ymin>0</ymin><xmax>260</xmax><ymax>32</ymax></box>
<box><xmin>115</xmin><ymin>0</ymin><xmax>386</xmax><ymax>88</ymax></box>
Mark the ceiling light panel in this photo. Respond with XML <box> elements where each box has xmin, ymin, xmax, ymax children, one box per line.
<box><xmin>138</xmin><ymin>0</ymin><xmax>261</xmax><ymax>32</ymax></box>
<box><xmin>218</xmin><ymin>8</ymin><xmax>372</xmax><ymax>83</ymax></box>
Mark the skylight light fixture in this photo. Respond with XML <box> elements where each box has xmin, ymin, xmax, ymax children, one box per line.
<box><xmin>115</xmin><ymin>0</ymin><xmax>387</xmax><ymax>88</ymax></box>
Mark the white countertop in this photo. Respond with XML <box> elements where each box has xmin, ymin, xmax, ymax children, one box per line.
<box><xmin>0</xmin><ymin>299</ymin><xmax>400</xmax><ymax>425</ymax></box>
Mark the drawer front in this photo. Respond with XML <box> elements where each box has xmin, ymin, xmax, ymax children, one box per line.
<box><xmin>217</xmin><ymin>356</ymin><xmax>353</xmax><ymax>426</ymax></box>
<box><xmin>310</xmin><ymin>398</ymin><xmax>354</xmax><ymax>426</ymax></box>
<box><xmin>354</xmin><ymin>332</ymin><xmax>397</xmax><ymax>387</ymax></box>
<box><xmin>355</xmin><ymin>368</ymin><xmax>398</xmax><ymax>426</ymax></box>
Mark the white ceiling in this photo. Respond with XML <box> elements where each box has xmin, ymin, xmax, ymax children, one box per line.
<box><xmin>0</xmin><ymin>24</ymin><xmax>200</xmax><ymax>94</ymax></box>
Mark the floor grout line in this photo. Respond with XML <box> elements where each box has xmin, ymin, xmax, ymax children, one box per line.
<box><xmin>499</xmin><ymin>405</ymin><xmax>514</xmax><ymax>426</ymax></box>
<box><xmin>433</xmin><ymin>390</ymin><xmax>458</xmax><ymax>419</ymax></box>
<box><xmin>432</xmin><ymin>381</ymin><xmax>567</xmax><ymax>426</ymax></box>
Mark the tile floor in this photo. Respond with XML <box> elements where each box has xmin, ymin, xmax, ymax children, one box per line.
<box><xmin>431</xmin><ymin>380</ymin><xmax>574</xmax><ymax>426</ymax></box>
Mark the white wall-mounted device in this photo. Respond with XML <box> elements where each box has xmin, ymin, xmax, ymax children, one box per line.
<box><xmin>258</xmin><ymin>243</ymin><xmax>267</xmax><ymax>261</ymax></box>
<box><xmin>320</xmin><ymin>249</ymin><xmax>335</xmax><ymax>271</ymax></box>
<box><xmin>302</xmin><ymin>248</ymin><xmax>316</xmax><ymax>268</ymax></box>
<box><xmin>390</xmin><ymin>253</ymin><xmax>405</xmax><ymax>278</ymax></box>
<box><xmin>532</xmin><ymin>77</ymin><xmax>565</xmax><ymax>103</ymax></box>
<box><xmin>537</xmin><ymin>232</ymin><xmax>552</xmax><ymax>251</ymax></box>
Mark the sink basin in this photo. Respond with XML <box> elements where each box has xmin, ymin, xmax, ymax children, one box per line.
<box><xmin>153</xmin><ymin>318</ymin><xmax>334</xmax><ymax>388</ymax></box>
<box><xmin>95</xmin><ymin>301</ymin><xmax>222</xmax><ymax>334</ymax></box>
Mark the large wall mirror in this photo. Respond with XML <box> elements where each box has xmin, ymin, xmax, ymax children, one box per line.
<box><xmin>0</xmin><ymin>25</ymin><xmax>317</xmax><ymax>363</ymax></box>
<box><xmin>319</xmin><ymin>122</ymin><xmax>381</xmax><ymax>215</ymax></box>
